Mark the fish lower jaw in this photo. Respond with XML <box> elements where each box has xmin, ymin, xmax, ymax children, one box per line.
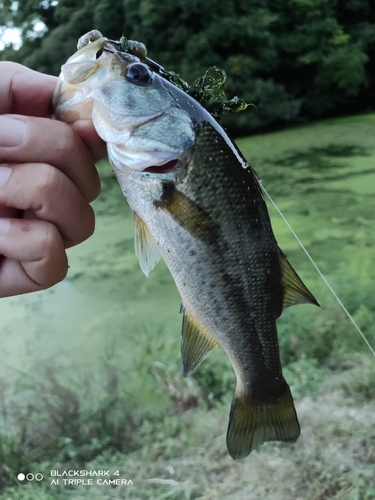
<box><xmin>108</xmin><ymin>143</ymin><xmax>181</xmax><ymax>174</ymax></box>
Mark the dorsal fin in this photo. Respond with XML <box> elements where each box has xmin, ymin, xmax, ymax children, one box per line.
<box><xmin>278</xmin><ymin>249</ymin><xmax>320</xmax><ymax>310</ymax></box>
<box><xmin>134</xmin><ymin>212</ymin><xmax>161</xmax><ymax>276</ymax></box>
<box><xmin>181</xmin><ymin>306</ymin><xmax>218</xmax><ymax>377</ymax></box>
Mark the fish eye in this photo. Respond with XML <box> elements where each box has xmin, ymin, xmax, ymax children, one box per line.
<box><xmin>125</xmin><ymin>63</ymin><xmax>152</xmax><ymax>85</ymax></box>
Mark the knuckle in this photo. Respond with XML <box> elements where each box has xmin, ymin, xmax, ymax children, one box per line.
<box><xmin>83</xmin><ymin>206</ymin><xmax>96</xmax><ymax>240</ymax></box>
<box><xmin>35</xmin><ymin>164</ymin><xmax>62</xmax><ymax>203</ymax></box>
<box><xmin>41</xmin><ymin>222</ymin><xmax>59</xmax><ymax>255</ymax></box>
<box><xmin>40</xmin><ymin>224</ymin><xmax>68</xmax><ymax>285</ymax></box>
<box><xmin>54</xmin><ymin>122</ymin><xmax>77</xmax><ymax>157</ymax></box>
<box><xmin>54</xmin><ymin>261</ymin><xmax>69</xmax><ymax>284</ymax></box>
<box><xmin>65</xmin><ymin>205</ymin><xmax>96</xmax><ymax>248</ymax></box>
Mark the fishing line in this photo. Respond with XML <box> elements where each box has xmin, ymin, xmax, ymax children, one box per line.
<box><xmin>261</xmin><ymin>184</ymin><xmax>375</xmax><ymax>358</ymax></box>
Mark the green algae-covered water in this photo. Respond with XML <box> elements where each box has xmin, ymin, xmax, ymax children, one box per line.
<box><xmin>1</xmin><ymin>114</ymin><xmax>375</xmax><ymax>499</ymax></box>
<box><xmin>2</xmin><ymin>112</ymin><xmax>375</xmax><ymax>409</ymax></box>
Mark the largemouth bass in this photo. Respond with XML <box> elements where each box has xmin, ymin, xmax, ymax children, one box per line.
<box><xmin>53</xmin><ymin>31</ymin><xmax>319</xmax><ymax>459</ymax></box>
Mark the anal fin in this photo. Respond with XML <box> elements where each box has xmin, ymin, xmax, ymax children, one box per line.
<box><xmin>134</xmin><ymin>212</ymin><xmax>161</xmax><ymax>276</ymax></box>
<box><xmin>226</xmin><ymin>383</ymin><xmax>300</xmax><ymax>460</ymax></box>
<box><xmin>181</xmin><ymin>307</ymin><xmax>218</xmax><ymax>377</ymax></box>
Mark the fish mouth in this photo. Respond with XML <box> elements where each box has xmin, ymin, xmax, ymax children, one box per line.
<box><xmin>144</xmin><ymin>159</ymin><xmax>179</xmax><ymax>174</ymax></box>
<box><xmin>139</xmin><ymin>149</ymin><xmax>192</xmax><ymax>181</ymax></box>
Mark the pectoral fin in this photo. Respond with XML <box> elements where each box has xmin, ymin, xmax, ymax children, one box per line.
<box><xmin>181</xmin><ymin>306</ymin><xmax>218</xmax><ymax>377</ymax></box>
<box><xmin>155</xmin><ymin>183</ymin><xmax>220</xmax><ymax>243</ymax></box>
<box><xmin>278</xmin><ymin>249</ymin><xmax>320</xmax><ymax>310</ymax></box>
<box><xmin>134</xmin><ymin>212</ymin><xmax>161</xmax><ymax>276</ymax></box>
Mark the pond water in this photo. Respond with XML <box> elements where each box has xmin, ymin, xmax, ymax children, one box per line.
<box><xmin>0</xmin><ymin>209</ymin><xmax>181</xmax><ymax>387</ymax></box>
<box><xmin>2</xmin><ymin>119</ymin><xmax>375</xmax><ymax>387</ymax></box>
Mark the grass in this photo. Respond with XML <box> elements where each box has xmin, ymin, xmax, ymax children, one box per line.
<box><xmin>1</xmin><ymin>113</ymin><xmax>375</xmax><ymax>498</ymax></box>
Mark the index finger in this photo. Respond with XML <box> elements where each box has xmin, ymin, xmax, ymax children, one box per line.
<box><xmin>0</xmin><ymin>62</ymin><xmax>57</xmax><ymax>117</ymax></box>
<box><xmin>0</xmin><ymin>62</ymin><xmax>107</xmax><ymax>163</ymax></box>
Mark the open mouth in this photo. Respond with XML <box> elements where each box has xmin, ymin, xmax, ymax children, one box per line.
<box><xmin>144</xmin><ymin>159</ymin><xmax>179</xmax><ymax>174</ymax></box>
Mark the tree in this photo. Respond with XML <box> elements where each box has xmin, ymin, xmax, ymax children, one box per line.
<box><xmin>1</xmin><ymin>0</ymin><xmax>375</xmax><ymax>134</ymax></box>
<box><xmin>271</xmin><ymin>0</ymin><xmax>370</xmax><ymax>118</ymax></box>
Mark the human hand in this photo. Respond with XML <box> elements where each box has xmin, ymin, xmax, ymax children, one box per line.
<box><xmin>0</xmin><ymin>62</ymin><xmax>106</xmax><ymax>297</ymax></box>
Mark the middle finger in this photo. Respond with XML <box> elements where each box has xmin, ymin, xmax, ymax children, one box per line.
<box><xmin>0</xmin><ymin>163</ymin><xmax>95</xmax><ymax>247</ymax></box>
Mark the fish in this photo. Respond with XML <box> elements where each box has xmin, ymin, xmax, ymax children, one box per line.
<box><xmin>53</xmin><ymin>30</ymin><xmax>319</xmax><ymax>460</ymax></box>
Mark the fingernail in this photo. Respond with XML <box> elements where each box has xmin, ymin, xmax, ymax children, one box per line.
<box><xmin>0</xmin><ymin>116</ymin><xmax>27</xmax><ymax>147</ymax></box>
<box><xmin>0</xmin><ymin>218</ymin><xmax>10</xmax><ymax>235</ymax></box>
<box><xmin>0</xmin><ymin>165</ymin><xmax>11</xmax><ymax>187</ymax></box>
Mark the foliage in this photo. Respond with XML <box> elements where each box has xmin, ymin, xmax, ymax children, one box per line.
<box><xmin>1</xmin><ymin>0</ymin><xmax>375</xmax><ymax>133</ymax></box>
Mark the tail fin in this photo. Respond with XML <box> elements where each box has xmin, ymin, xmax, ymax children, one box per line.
<box><xmin>226</xmin><ymin>384</ymin><xmax>300</xmax><ymax>460</ymax></box>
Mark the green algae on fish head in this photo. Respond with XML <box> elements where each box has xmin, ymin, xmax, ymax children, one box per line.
<box><xmin>197</xmin><ymin>67</ymin><xmax>250</xmax><ymax>120</ymax></box>
<box><xmin>75</xmin><ymin>31</ymin><xmax>250</xmax><ymax>121</ymax></box>
<box><xmin>107</xmin><ymin>35</ymin><xmax>251</xmax><ymax>122</ymax></box>
<box><xmin>112</xmin><ymin>35</ymin><xmax>148</xmax><ymax>60</ymax></box>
